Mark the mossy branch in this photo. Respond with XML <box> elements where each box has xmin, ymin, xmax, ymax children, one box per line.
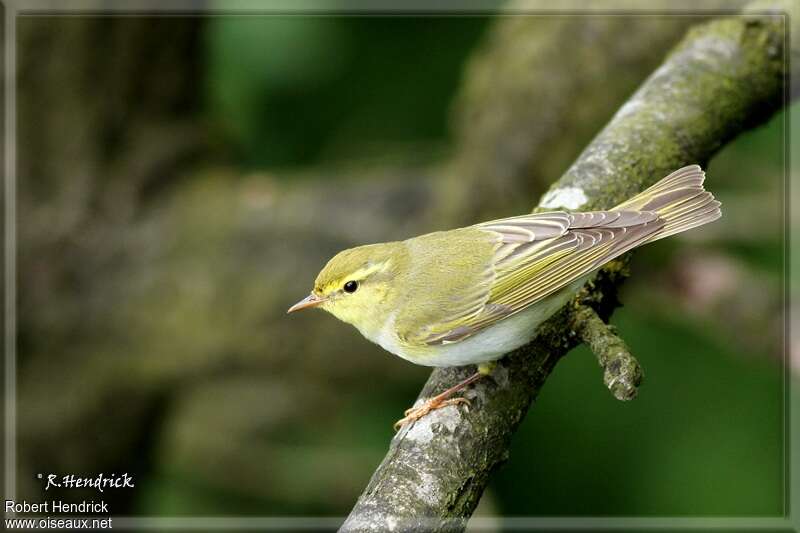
<box><xmin>571</xmin><ymin>304</ymin><xmax>642</xmax><ymax>401</ymax></box>
<box><xmin>343</xmin><ymin>5</ymin><xmax>792</xmax><ymax>532</ymax></box>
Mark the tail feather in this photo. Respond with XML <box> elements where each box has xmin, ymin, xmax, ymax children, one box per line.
<box><xmin>613</xmin><ymin>165</ymin><xmax>721</xmax><ymax>241</ymax></box>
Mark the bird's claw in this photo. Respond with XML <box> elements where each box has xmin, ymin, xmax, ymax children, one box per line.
<box><xmin>394</xmin><ymin>396</ymin><xmax>471</xmax><ymax>431</ymax></box>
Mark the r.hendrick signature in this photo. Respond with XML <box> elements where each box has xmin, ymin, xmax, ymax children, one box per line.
<box><xmin>40</xmin><ymin>473</ymin><xmax>134</xmax><ymax>493</ymax></box>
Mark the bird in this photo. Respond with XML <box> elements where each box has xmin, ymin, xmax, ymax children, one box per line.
<box><xmin>288</xmin><ymin>165</ymin><xmax>721</xmax><ymax>429</ymax></box>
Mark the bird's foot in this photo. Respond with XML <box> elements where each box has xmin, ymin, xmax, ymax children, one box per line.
<box><xmin>393</xmin><ymin>396</ymin><xmax>471</xmax><ymax>431</ymax></box>
<box><xmin>393</xmin><ymin>369</ymin><xmax>486</xmax><ymax>431</ymax></box>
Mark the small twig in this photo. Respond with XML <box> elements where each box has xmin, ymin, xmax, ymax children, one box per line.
<box><xmin>571</xmin><ymin>304</ymin><xmax>642</xmax><ymax>401</ymax></box>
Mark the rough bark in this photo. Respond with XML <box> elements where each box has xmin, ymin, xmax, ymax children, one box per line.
<box><xmin>342</xmin><ymin>7</ymin><xmax>790</xmax><ymax>531</ymax></box>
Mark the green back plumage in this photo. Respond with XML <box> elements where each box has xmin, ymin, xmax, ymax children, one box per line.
<box><xmin>393</xmin><ymin>228</ymin><xmax>498</xmax><ymax>346</ymax></box>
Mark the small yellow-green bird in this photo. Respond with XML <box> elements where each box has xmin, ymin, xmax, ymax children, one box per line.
<box><xmin>288</xmin><ymin>165</ymin><xmax>720</xmax><ymax>428</ymax></box>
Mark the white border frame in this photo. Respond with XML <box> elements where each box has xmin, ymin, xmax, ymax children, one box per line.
<box><xmin>3</xmin><ymin>1</ymin><xmax>795</xmax><ymax>530</ymax></box>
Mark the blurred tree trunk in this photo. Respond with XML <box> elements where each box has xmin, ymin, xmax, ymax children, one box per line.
<box><xmin>18</xmin><ymin>16</ymin><xmax>207</xmax><ymax>347</ymax></box>
<box><xmin>16</xmin><ymin>15</ymin><xmax>208</xmax><ymax>511</ymax></box>
<box><xmin>438</xmin><ymin>14</ymin><xmax>705</xmax><ymax>225</ymax></box>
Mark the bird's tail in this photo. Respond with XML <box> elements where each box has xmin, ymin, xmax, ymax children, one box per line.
<box><xmin>612</xmin><ymin>165</ymin><xmax>721</xmax><ymax>241</ymax></box>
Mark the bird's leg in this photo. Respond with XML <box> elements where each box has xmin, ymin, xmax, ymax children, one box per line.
<box><xmin>393</xmin><ymin>362</ymin><xmax>497</xmax><ymax>431</ymax></box>
<box><xmin>393</xmin><ymin>373</ymin><xmax>480</xmax><ymax>431</ymax></box>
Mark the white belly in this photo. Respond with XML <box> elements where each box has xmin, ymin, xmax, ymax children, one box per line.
<box><xmin>376</xmin><ymin>278</ymin><xmax>586</xmax><ymax>367</ymax></box>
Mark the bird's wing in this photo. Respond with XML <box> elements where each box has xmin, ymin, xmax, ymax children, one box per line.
<box><xmin>412</xmin><ymin>210</ymin><xmax>664</xmax><ymax>346</ymax></box>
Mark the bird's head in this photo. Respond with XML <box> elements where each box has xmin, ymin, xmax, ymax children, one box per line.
<box><xmin>288</xmin><ymin>242</ymin><xmax>409</xmax><ymax>336</ymax></box>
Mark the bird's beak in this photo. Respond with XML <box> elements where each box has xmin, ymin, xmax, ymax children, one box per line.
<box><xmin>287</xmin><ymin>293</ymin><xmax>326</xmax><ymax>313</ymax></box>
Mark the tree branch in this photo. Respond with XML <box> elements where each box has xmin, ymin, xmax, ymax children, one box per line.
<box><xmin>572</xmin><ymin>303</ymin><xmax>642</xmax><ymax>401</ymax></box>
<box><xmin>342</xmin><ymin>6</ymin><xmax>791</xmax><ymax>532</ymax></box>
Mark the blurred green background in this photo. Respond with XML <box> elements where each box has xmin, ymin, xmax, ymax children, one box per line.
<box><xmin>14</xmin><ymin>11</ymin><xmax>787</xmax><ymax>525</ymax></box>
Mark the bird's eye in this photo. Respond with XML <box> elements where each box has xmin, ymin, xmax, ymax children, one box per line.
<box><xmin>343</xmin><ymin>280</ymin><xmax>358</xmax><ymax>293</ymax></box>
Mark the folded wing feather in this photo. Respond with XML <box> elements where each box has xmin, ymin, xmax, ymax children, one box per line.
<box><xmin>418</xmin><ymin>209</ymin><xmax>664</xmax><ymax>345</ymax></box>
<box><xmin>410</xmin><ymin>165</ymin><xmax>719</xmax><ymax>346</ymax></box>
